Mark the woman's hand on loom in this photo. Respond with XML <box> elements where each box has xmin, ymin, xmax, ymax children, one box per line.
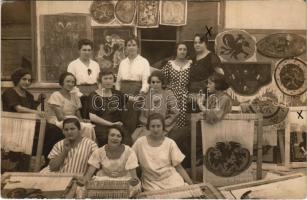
<box><xmin>37</xmin><ymin>111</ymin><xmax>46</xmax><ymax>118</ymax></box>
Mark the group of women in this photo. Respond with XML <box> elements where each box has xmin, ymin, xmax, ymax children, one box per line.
<box><xmin>1</xmin><ymin>33</ymin><xmax>233</xmax><ymax>193</ymax></box>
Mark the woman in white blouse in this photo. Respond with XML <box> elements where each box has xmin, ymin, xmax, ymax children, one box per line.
<box><xmin>115</xmin><ymin>37</ymin><xmax>151</xmax><ymax>135</ymax></box>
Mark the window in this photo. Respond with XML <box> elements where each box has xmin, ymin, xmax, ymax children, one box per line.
<box><xmin>139</xmin><ymin>25</ymin><xmax>178</xmax><ymax>69</ymax></box>
<box><xmin>1</xmin><ymin>1</ymin><xmax>35</xmax><ymax>81</ymax></box>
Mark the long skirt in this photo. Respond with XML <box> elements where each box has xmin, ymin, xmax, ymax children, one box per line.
<box><xmin>120</xmin><ymin>80</ymin><xmax>142</xmax><ymax>140</ymax></box>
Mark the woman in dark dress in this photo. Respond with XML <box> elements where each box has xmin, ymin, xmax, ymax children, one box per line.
<box><xmin>88</xmin><ymin>68</ymin><xmax>130</xmax><ymax>147</ymax></box>
<box><xmin>189</xmin><ymin>34</ymin><xmax>224</xmax><ymax>105</ymax></box>
<box><xmin>1</xmin><ymin>68</ymin><xmax>64</xmax><ymax>169</ymax></box>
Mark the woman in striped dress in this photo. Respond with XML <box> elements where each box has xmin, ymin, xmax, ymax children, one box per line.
<box><xmin>162</xmin><ymin>42</ymin><xmax>192</xmax><ymax>128</ymax></box>
<box><xmin>47</xmin><ymin>117</ymin><xmax>98</xmax><ymax>174</ymax></box>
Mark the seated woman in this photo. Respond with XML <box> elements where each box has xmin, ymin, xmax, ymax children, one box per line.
<box><xmin>47</xmin><ymin>117</ymin><xmax>98</xmax><ymax>174</ymax></box>
<box><xmin>88</xmin><ymin>68</ymin><xmax>129</xmax><ymax>147</ymax></box>
<box><xmin>47</xmin><ymin>72</ymin><xmax>96</xmax><ymax>141</ymax></box>
<box><xmin>83</xmin><ymin>126</ymin><xmax>140</xmax><ymax>197</ymax></box>
<box><xmin>132</xmin><ymin>113</ymin><xmax>193</xmax><ymax>191</ymax></box>
<box><xmin>132</xmin><ymin>70</ymin><xmax>179</xmax><ymax>142</ymax></box>
<box><xmin>168</xmin><ymin>73</ymin><xmax>232</xmax><ymax>168</ymax></box>
<box><xmin>1</xmin><ymin>68</ymin><xmax>64</xmax><ymax>166</ymax></box>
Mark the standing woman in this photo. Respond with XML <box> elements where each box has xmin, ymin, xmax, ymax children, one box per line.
<box><xmin>162</xmin><ymin>42</ymin><xmax>192</xmax><ymax>128</ymax></box>
<box><xmin>189</xmin><ymin>33</ymin><xmax>224</xmax><ymax>97</ymax></box>
<box><xmin>115</xmin><ymin>36</ymin><xmax>151</xmax><ymax>134</ymax></box>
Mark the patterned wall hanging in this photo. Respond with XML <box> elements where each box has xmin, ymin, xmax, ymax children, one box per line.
<box><xmin>115</xmin><ymin>0</ymin><xmax>136</xmax><ymax>25</ymax></box>
<box><xmin>257</xmin><ymin>33</ymin><xmax>306</xmax><ymax>58</ymax></box>
<box><xmin>215</xmin><ymin>30</ymin><xmax>256</xmax><ymax>62</ymax></box>
<box><xmin>137</xmin><ymin>0</ymin><xmax>160</xmax><ymax>28</ymax></box>
<box><xmin>241</xmin><ymin>98</ymin><xmax>289</xmax><ymax>126</ymax></box>
<box><xmin>160</xmin><ymin>0</ymin><xmax>187</xmax><ymax>26</ymax></box>
<box><xmin>221</xmin><ymin>62</ymin><xmax>272</xmax><ymax>96</ymax></box>
<box><xmin>93</xmin><ymin>27</ymin><xmax>134</xmax><ymax>73</ymax></box>
<box><xmin>274</xmin><ymin>57</ymin><xmax>307</xmax><ymax>96</ymax></box>
<box><xmin>205</xmin><ymin>141</ymin><xmax>252</xmax><ymax>177</ymax></box>
<box><xmin>202</xmin><ymin>116</ymin><xmax>255</xmax><ymax>186</ymax></box>
<box><xmin>90</xmin><ymin>1</ymin><xmax>115</xmax><ymax>24</ymax></box>
<box><xmin>40</xmin><ymin>14</ymin><xmax>92</xmax><ymax>81</ymax></box>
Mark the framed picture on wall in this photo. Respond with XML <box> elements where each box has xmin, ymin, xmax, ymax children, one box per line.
<box><xmin>92</xmin><ymin>27</ymin><xmax>134</xmax><ymax>74</ymax></box>
<box><xmin>285</xmin><ymin>106</ymin><xmax>307</xmax><ymax>167</ymax></box>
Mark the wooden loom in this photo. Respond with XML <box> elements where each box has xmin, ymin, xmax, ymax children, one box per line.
<box><xmin>137</xmin><ymin>182</ymin><xmax>225</xmax><ymax>199</ymax></box>
<box><xmin>191</xmin><ymin>113</ymin><xmax>263</xmax><ymax>186</ymax></box>
<box><xmin>1</xmin><ymin>172</ymin><xmax>79</xmax><ymax>198</ymax></box>
<box><xmin>218</xmin><ymin>173</ymin><xmax>307</xmax><ymax>199</ymax></box>
<box><xmin>1</xmin><ymin>111</ymin><xmax>46</xmax><ymax>172</ymax></box>
<box><xmin>85</xmin><ymin>179</ymin><xmax>130</xmax><ymax>198</ymax></box>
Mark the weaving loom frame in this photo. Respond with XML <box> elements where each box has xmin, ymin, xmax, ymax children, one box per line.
<box><xmin>191</xmin><ymin>112</ymin><xmax>263</xmax><ymax>183</ymax></box>
<box><xmin>1</xmin><ymin>111</ymin><xmax>46</xmax><ymax>172</ymax></box>
<box><xmin>1</xmin><ymin>172</ymin><xmax>81</xmax><ymax>198</ymax></box>
<box><xmin>218</xmin><ymin>173</ymin><xmax>306</xmax><ymax>199</ymax></box>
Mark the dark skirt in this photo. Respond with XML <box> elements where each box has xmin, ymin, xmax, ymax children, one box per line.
<box><xmin>120</xmin><ymin>80</ymin><xmax>142</xmax><ymax>138</ymax></box>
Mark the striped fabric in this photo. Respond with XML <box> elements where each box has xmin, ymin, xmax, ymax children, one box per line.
<box><xmin>48</xmin><ymin>137</ymin><xmax>98</xmax><ymax>174</ymax></box>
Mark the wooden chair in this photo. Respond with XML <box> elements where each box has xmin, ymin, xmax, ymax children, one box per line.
<box><xmin>190</xmin><ymin>112</ymin><xmax>263</xmax><ymax>185</ymax></box>
<box><xmin>1</xmin><ymin>111</ymin><xmax>46</xmax><ymax>172</ymax></box>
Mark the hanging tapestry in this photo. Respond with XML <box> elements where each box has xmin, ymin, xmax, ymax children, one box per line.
<box><xmin>215</xmin><ymin>30</ymin><xmax>256</xmax><ymax>62</ymax></box>
<box><xmin>257</xmin><ymin>33</ymin><xmax>306</xmax><ymax>58</ymax></box>
<box><xmin>40</xmin><ymin>14</ymin><xmax>92</xmax><ymax>81</ymax></box>
<box><xmin>115</xmin><ymin>0</ymin><xmax>136</xmax><ymax>25</ymax></box>
<box><xmin>221</xmin><ymin>62</ymin><xmax>272</xmax><ymax>96</ymax></box>
<box><xmin>160</xmin><ymin>0</ymin><xmax>187</xmax><ymax>26</ymax></box>
<box><xmin>93</xmin><ymin>27</ymin><xmax>133</xmax><ymax>73</ymax></box>
<box><xmin>202</xmin><ymin>115</ymin><xmax>255</xmax><ymax>186</ymax></box>
<box><xmin>90</xmin><ymin>1</ymin><xmax>115</xmax><ymax>24</ymax></box>
<box><xmin>274</xmin><ymin>57</ymin><xmax>307</xmax><ymax>96</ymax></box>
<box><xmin>137</xmin><ymin>0</ymin><xmax>159</xmax><ymax>28</ymax></box>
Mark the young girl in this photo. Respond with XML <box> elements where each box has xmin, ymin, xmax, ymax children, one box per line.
<box><xmin>84</xmin><ymin>126</ymin><xmax>139</xmax><ymax>180</ymax></box>
<box><xmin>196</xmin><ymin>72</ymin><xmax>232</xmax><ymax>124</ymax></box>
<box><xmin>132</xmin><ymin>113</ymin><xmax>193</xmax><ymax>191</ymax></box>
<box><xmin>83</xmin><ymin>126</ymin><xmax>140</xmax><ymax>197</ymax></box>
<box><xmin>47</xmin><ymin>117</ymin><xmax>98</xmax><ymax>174</ymax></box>
<box><xmin>169</xmin><ymin>73</ymin><xmax>232</xmax><ymax>168</ymax></box>
<box><xmin>47</xmin><ymin>72</ymin><xmax>96</xmax><ymax>141</ymax></box>
<box><xmin>131</xmin><ymin>70</ymin><xmax>179</xmax><ymax>142</ymax></box>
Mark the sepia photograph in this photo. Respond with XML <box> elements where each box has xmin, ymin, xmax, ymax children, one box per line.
<box><xmin>1</xmin><ymin>0</ymin><xmax>306</xmax><ymax>198</ymax></box>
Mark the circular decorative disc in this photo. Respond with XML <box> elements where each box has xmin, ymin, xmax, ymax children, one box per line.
<box><xmin>90</xmin><ymin>1</ymin><xmax>115</xmax><ymax>24</ymax></box>
<box><xmin>216</xmin><ymin>30</ymin><xmax>256</xmax><ymax>62</ymax></box>
<box><xmin>274</xmin><ymin>58</ymin><xmax>307</xmax><ymax>96</ymax></box>
<box><xmin>115</xmin><ymin>0</ymin><xmax>136</xmax><ymax>24</ymax></box>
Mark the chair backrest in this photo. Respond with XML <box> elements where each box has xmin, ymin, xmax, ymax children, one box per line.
<box><xmin>1</xmin><ymin>111</ymin><xmax>46</xmax><ymax>171</ymax></box>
